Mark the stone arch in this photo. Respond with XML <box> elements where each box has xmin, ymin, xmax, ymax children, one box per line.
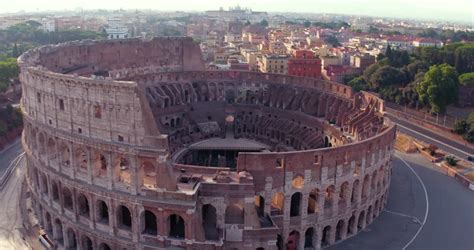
<box><xmin>46</xmin><ymin>137</ymin><xmax>57</xmax><ymax>164</ymax></box>
<box><xmin>96</xmin><ymin>200</ymin><xmax>109</xmax><ymax>224</ymax></box>
<box><xmin>304</xmin><ymin>227</ymin><xmax>315</xmax><ymax>248</ymax></box>
<box><xmin>113</xmin><ymin>154</ymin><xmax>130</xmax><ymax>185</ymax></box>
<box><xmin>77</xmin><ymin>193</ymin><xmax>90</xmax><ymax>218</ymax></box>
<box><xmin>321</xmin><ymin>225</ymin><xmax>331</xmax><ymax>247</ymax></box>
<box><xmin>141</xmin><ymin>210</ymin><xmax>157</xmax><ymax>235</ymax></box>
<box><xmin>366</xmin><ymin>206</ymin><xmax>373</xmax><ymax>224</ymax></box>
<box><xmin>81</xmin><ymin>235</ymin><xmax>93</xmax><ymax>250</ymax></box>
<box><xmin>74</xmin><ymin>146</ymin><xmax>88</xmax><ymax>173</ymax></box>
<box><xmin>63</xmin><ymin>187</ymin><xmax>73</xmax><ymax>210</ymax></box>
<box><xmin>362</xmin><ymin>175</ymin><xmax>370</xmax><ymax>199</ymax></box>
<box><xmin>351</xmin><ymin>179</ymin><xmax>359</xmax><ymax>204</ymax></box>
<box><xmin>225</xmin><ymin>203</ymin><xmax>244</xmax><ymax>224</ymax></box>
<box><xmin>339</xmin><ymin>181</ymin><xmax>350</xmax><ymax>206</ymax></box>
<box><xmin>66</xmin><ymin>228</ymin><xmax>77</xmax><ymax>249</ymax></box>
<box><xmin>93</xmin><ymin>152</ymin><xmax>107</xmax><ymax>178</ymax></box>
<box><xmin>168</xmin><ymin>214</ymin><xmax>185</xmax><ymax>238</ymax></box>
<box><xmin>117</xmin><ymin>205</ymin><xmax>132</xmax><ymax>230</ymax></box>
<box><xmin>371</xmin><ymin>170</ymin><xmax>378</xmax><ymax>190</ymax></box>
<box><xmin>357</xmin><ymin>210</ymin><xmax>365</xmax><ymax>231</ymax></box>
<box><xmin>336</xmin><ymin>220</ymin><xmax>345</xmax><ymax>241</ymax></box>
<box><xmin>98</xmin><ymin>243</ymin><xmax>111</xmax><ymax>250</ymax></box>
<box><xmin>290</xmin><ymin>192</ymin><xmax>302</xmax><ymax>217</ymax></box>
<box><xmin>44</xmin><ymin>212</ymin><xmax>53</xmax><ymax>234</ymax></box>
<box><xmin>53</xmin><ymin>218</ymin><xmax>64</xmax><ymax>244</ymax></box>
<box><xmin>202</xmin><ymin>204</ymin><xmax>218</xmax><ymax>240</ymax></box>
<box><xmin>271</xmin><ymin>192</ymin><xmax>284</xmax><ymax>215</ymax></box>
<box><xmin>347</xmin><ymin>214</ymin><xmax>356</xmax><ymax>236</ymax></box>
<box><xmin>288</xmin><ymin>230</ymin><xmax>300</xmax><ymax>250</ymax></box>
<box><xmin>324</xmin><ymin>185</ymin><xmax>336</xmax><ymax>209</ymax></box>
<box><xmin>59</xmin><ymin>141</ymin><xmax>71</xmax><ymax>168</ymax></box>
<box><xmin>374</xmin><ymin>200</ymin><xmax>380</xmax><ymax>218</ymax></box>
<box><xmin>140</xmin><ymin>159</ymin><xmax>157</xmax><ymax>189</ymax></box>
<box><xmin>291</xmin><ymin>175</ymin><xmax>304</xmax><ymax>189</ymax></box>
<box><xmin>308</xmin><ymin>188</ymin><xmax>320</xmax><ymax>214</ymax></box>
<box><xmin>51</xmin><ymin>181</ymin><xmax>60</xmax><ymax>202</ymax></box>
<box><xmin>277</xmin><ymin>234</ymin><xmax>284</xmax><ymax>250</ymax></box>
<box><xmin>255</xmin><ymin>195</ymin><xmax>265</xmax><ymax>216</ymax></box>
<box><xmin>40</xmin><ymin>173</ymin><xmax>49</xmax><ymax>196</ymax></box>
<box><xmin>38</xmin><ymin>132</ymin><xmax>47</xmax><ymax>158</ymax></box>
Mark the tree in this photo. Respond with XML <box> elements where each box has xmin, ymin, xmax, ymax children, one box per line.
<box><xmin>324</xmin><ymin>36</ymin><xmax>341</xmax><ymax>47</ymax></box>
<box><xmin>303</xmin><ymin>20</ymin><xmax>311</xmax><ymax>28</ymax></box>
<box><xmin>454</xmin><ymin>45</ymin><xmax>474</xmax><ymax>74</ymax></box>
<box><xmin>347</xmin><ymin>77</ymin><xmax>367</xmax><ymax>92</ymax></box>
<box><xmin>259</xmin><ymin>19</ymin><xmax>269</xmax><ymax>27</ymax></box>
<box><xmin>453</xmin><ymin>120</ymin><xmax>468</xmax><ymax>134</ymax></box>
<box><xmin>385</xmin><ymin>45</ymin><xmax>393</xmax><ymax>61</ymax></box>
<box><xmin>416</xmin><ymin>64</ymin><xmax>459</xmax><ymax>114</ymax></box>
<box><xmin>369</xmin><ymin>66</ymin><xmax>406</xmax><ymax>89</ymax></box>
<box><xmin>459</xmin><ymin>73</ymin><xmax>474</xmax><ymax>86</ymax></box>
<box><xmin>0</xmin><ymin>58</ymin><xmax>19</xmax><ymax>83</ymax></box>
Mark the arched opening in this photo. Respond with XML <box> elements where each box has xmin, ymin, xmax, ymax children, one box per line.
<box><xmin>362</xmin><ymin>175</ymin><xmax>370</xmax><ymax>199</ymax></box>
<box><xmin>168</xmin><ymin>214</ymin><xmax>185</xmax><ymax>238</ymax></box>
<box><xmin>117</xmin><ymin>205</ymin><xmax>132</xmax><ymax>230</ymax></box>
<box><xmin>47</xmin><ymin>138</ymin><xmax>57</xmax><ymax>165</ymax></box>
<box><xmin>255</xmin><ymin>195</ymin><xmax>265</xmax><ymax>216</ymax></box>
<box><xmin>336</xmin><ymin>220</ymin><xmax>345</xmax><ymax>241</ymax></box>
<box><xmin>202</xmin><ymin>204</ymin><xmax>218</xmax><ymax>240</ymax></box>
<box><xmin>96</xmin><ymin>200</ymin><xmax>109</xmax><ymax>224</ymax></box>
<box><xmin>366</xmin><ymin>206</ymin><xmax>373</xmax><ymax>224</ymax></box>
<box><xmin>114</xmin><ymin>155</ymin><xmax>131</xmax><ymax>186</ymax></box>
<box><xmin>347</xmin><ymin>214</ymin><xmax>356</xmax><ymax>236</ymax></box>
<box><xmin>351</xmin><ymin>180</ymin><xmax>359</xmax><ymax>204</ymax></box>
<box><xmin>82</xmin><ymin>236</ymin><xmax>93</xmax><ymax>250</ymax></box>
<box><xmin>374</xmin><ymin>200</ymin><xmax>380</xmax><ymax>218</ymax></box>
<box><xmin>291</xmin><ymin>175</ymin><xmax>304</xmax><ymax>189</ymax></box>
<box><xmin>54</xmin><ymin>219</ymin><xmax>64</xmax><ymax>244</ymax></box>
<box><xmin>371</xmin><ymin>170</ymin><xmax>378</xmax><ymax>190</ymax></box>
<box><xmin>277</xmin><ymin>234</ymin><xmax>284</xmax><ymax>250</ymax></box>
<box><xmin>271</xmin><ymin>192</ymin><xmax>284</xmax><ymax>215</ymax></box>
<box><xmin>322</xmin><ymin>225</ymin><xmax>331</xmax><ymax>247</ymax></box>
<box><xmin>40</xmin><ymin>174</ymin><xmax>49</xmax><ymax>196</ymax></box>
<box><xmin>38</xmin><ymin>132</ymin><xmax>46</xmax><ymax>159</ymax></box>
<box><xmin>59</xmin><ymin>141</ymin><xmax>71</xmax><ymax>167</ymax></box>
<box><xmin>304</xmin><ymin>227</ymin><xmax>315</xmax><ymax>248</ymax></box>
<box><xmin>63</xmin><ymin>187</ymin><xmax>73</xmax><ymax>211</ymax></box>
<box><xmin>74</xmin><ymin>147</ymin><xmax>88</xmax><ymax>173</ymax></box>
<box><xmin>98</xmin><ymin>243</ymin><xmax>111</xmax><ymax>250</ymax></box>
<box><xmin>225</xmin><ymin>203</ymin><xmax>244</xmax><ymax>224</ymax></box>
<box><xmin>77</xmin><ymin>194</ymin><xmax>90</xmax><ymax>217</ymax></box>
<box><xmin>324</xmin><ymin>185</ymin><xmax>336</xmax><ymax>210</ymax></box>
<box><xmin>94</xmin><ymin>153</ymin><xmax>107</xmax><ymax>178</ymax></box>
<box><xmin>339</xmin><ymin>182</ymin><xmax>350</xmax><ymax>206</ymax></box>
<box><xmin>287</xmin><ymin>230</ymin><xmax>300</xmax><ymax>250</ymax></box>
<box><xmin>290</xmin><ymin>192</ymin><xmax>302</xmax><ymax>217</ymax></box>
<box><xmin>66</xmin><ymin>228</ymin><xmax>77</xmax><ymax>249</ymax></box>
<box><xmin>45</xmin><ymin>212</ymin><xmax>53</xmax><ymax>234</ymax></box>
<box><xmin>141</xmin><ymin>160</ymin><xmax>157</xmax><ymax>189</ymax></box>
<box><xmin>52</xmin><ymin>181</ymin><xmax>59</xmax><ymax>202</ymax></box>
<box><xmin>142</xmin><ymin>210</ymin><xmax>157</xmax><ymax>235</ymax></box>
<box><xmin>307</xmin><ymin>188</ymin><xmax>319</xmax><ymax>214</ymax></box>
<box><xmin>357</xmin><ymin>211</ymin><xmax>365</xmax><ymax>231</ymax></box>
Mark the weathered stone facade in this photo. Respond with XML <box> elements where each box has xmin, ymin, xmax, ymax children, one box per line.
<box><xmin>19</xmin><ymin>38</ymin><xmax>395</xmax><ymax>250</ymax></box>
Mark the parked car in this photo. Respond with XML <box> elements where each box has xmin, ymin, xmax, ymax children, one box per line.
<box><xmin>467</xmin><ymin>156</ymin><xmax>474</xmax><ymax>162</ymax></box>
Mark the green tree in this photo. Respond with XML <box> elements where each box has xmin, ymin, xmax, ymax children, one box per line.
<box><xmin>416</xmin><ymin>64</ymin><xmax>459</xmax><ymax>114</ymax></box>
<box><xmin>303</xmin><ymin>20</ymin><xmax>311</xmax><ymax>28</ymax></box>
<box><xmin>347</xmin><ymin>76</ymin><xmax>367</xmax><ymax>92</ymax></box>
<box><xmin>454</xmin><ymin>45</ymin><xmax>474</xmax><ymax>74</ymax></box>
<box><xmin>459</xmin><ymin>72</ymin><xmax>474</xmax><ymax>86</ymax></box>
<box><xmin>453</xmin><ymin>120</ymin><xmax>468</xmax><ymax>134</ymax></box>
<box><xmin>259</xmin><ymin>19</ymin><xmax>269</xmax><ymax>27</ymax></box>
<box><xmin>324</xmin><ymin>36</ymin><xmax>341</xmax><ymax>47</ymax></box>
<box><xmin>369</xmin><ymin>66</ymin><xmax>406</xmax><ymax>89</ymax></box>
<box><xmin>0</xmin><ymin>58</ymin><xmax>19</xmax><ymax>84</ymax></box>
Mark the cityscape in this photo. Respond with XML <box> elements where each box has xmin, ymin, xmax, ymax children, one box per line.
<box><xmin>0</xmin><ymin>1</ymin><xmax>473</xmax><ymax>250</ymax></box>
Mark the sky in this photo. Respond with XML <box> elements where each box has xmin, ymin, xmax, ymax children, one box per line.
<box><xmin>0</xmin><ymin>0</ymin><xmax>473</xmax><ymax>24</ymax></box>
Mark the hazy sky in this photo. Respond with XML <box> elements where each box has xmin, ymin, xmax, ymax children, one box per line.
<box><xmin>1</xmin><ymin>0</ymin><xmax>473</xmax><ymax>24</ymax></box>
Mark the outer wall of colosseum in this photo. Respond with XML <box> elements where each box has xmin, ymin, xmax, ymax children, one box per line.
<box><xmin>19</xmin><ymin>37</ymin><xmax>396</xmax><ymax>250</ymax></box>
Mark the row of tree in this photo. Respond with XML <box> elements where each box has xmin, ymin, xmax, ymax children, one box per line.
<box><xmin>453</xmin><ymin>112</ymin><xmax>474</xmax><ymax>143</ymax></box>
<box><xmin>0</xmin><ymin>105</ymin><xmax>23</xmax><ymax>137</ymax></box>
<box><xmin>0</xmin><ymin>58</ymin><xmax>19</xmax><ymax>92</ymax></box>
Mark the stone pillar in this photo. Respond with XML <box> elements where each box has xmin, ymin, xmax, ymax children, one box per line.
<box><xmin>129</xmin><ymin>156</ymin><xmax>139</xmax><ymax>195</ymax></box>
<box><xmin>106</xmin><ymin>152</ymin><xmax>113</xmax><ymax>190</ymax></box>
<box><xmin>315</xmin><ymin>227</ymin><xmax>322</xmax><ymax>250</ymax></box>
<box><xmin>87</xmin><ymin>147</ymin><xmax>93</xmax><ymax>184</ymax></box>
<box><xmin>69</xmin><ymin>142</ymin><xmax>76</xmax><ymax>179</ymax></box>
<box><xmin>264</xmin><ymin>177</ymin><xmax>273</xmax><ymax>215</ymax></box>
<box><xmin>89</xmin><ymin>195</ymin><xmax>95</xmax><ymax>229</ymax></box>
<box><xmin>109</xmin><ymin>199</ymin><xmax>116</xmax><ymax>236</ymax></box>
<box><xmin>244</xmin><ymin>196</ymin><xmax>256</xmax><ymax>230</ymax></box>
<box><xmin>132</xmin><ymin>205</ymin><xmax>140</xmax><ymax>242</ymax></box>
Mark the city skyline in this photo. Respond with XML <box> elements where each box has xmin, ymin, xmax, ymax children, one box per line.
<box><xmin>0</xmin><ymin>0</ymin><xmax>473</xmax><ymax>24</ymax></box>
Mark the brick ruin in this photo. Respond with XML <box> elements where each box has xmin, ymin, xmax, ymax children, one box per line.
<box><xmin>19</xmin><ymin>37</ymin><xmax>396</xmax><ymax>250</ymax></box>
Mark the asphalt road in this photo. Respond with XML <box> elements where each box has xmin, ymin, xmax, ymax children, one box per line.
<box><xmin>0</xmin><ymin>139</ymin><xmax>23</xmax><ymax>176</ymax></box>
<box><xmin>330</xmin><ymin>153</ymin><xmax>474</xmax><ymax>250</ymax></box>
<box><xmin>386</xmin><ymin>113</ymin><xmax>474</xmax><ymax>159</ymax></box>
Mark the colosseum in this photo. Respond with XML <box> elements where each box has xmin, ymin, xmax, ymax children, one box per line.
<box><xmin>18</xmin><ymin>37</ymin><xmax>396</xmax><ymax>250</ymax></box>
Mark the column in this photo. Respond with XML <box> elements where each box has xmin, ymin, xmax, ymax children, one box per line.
<box><xmin>69</xmin><ymin>142</ymin><xmax>76</xmax><ymax>179</ymax></box>
<box><xmin>129</xmin><ymin>156</ymin><xmax>138</xmax><ymax>195</ymax></box>
<box><xmin>106</xmin><ymin>152</ymin><xmax>113</xmax><ymax>190</ymax></box>
<box><xmin>87</xmin><ymin>147</ymin><xmax>93</xmax><ymax>184</ymax></box>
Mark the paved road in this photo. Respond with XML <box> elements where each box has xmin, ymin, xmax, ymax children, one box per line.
<box><xmin>0</xmin><ymin>156</ymin><xmax>29</xmax><ymax>250</ymax></box>
<box><xmin>331</xmin><ymin>153</ymin><xmax>474</xmax><ymax>250</ymax></box>
<box><xmin>386</xmin><ymin>113</ymin><xmax>474</xmax><ymax>159</ymax></box>
<box><xmin>0</xmin><ymin>139</ymin><xmax>22</xmax><ymax>176</ymax></box>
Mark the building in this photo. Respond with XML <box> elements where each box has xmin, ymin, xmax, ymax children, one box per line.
<box><xmin>322</xmin><ymin>65</ymin><xmax>362</xmax><ymax>83</ymax></box>
<box><xmin>19</xmin><ymin>37</ymin><xmax>395</xmax><ymax>250</ymax></box>
<box><xmin>288</xmin><ymin>50</ymin><xmax>322</xmax><ymax>78</ymax></box>
<box><xmin>105</xmin><ymin>18</ymin><xmax>129</xmax><ymax>40</ymax></box>
<box><xmin>350</xmin><ymin>54</ymin><xmax>376</xmax><ymax>70</ymax></box>
<box><xmin>261</xmin><ymin>54</ymin><xmax>289</xmax><ymax>74</ymax></box>
<box><xmin>412</xmin><ymin>38</ymin><xmax>443</xmax><ymax>48</ymax></box>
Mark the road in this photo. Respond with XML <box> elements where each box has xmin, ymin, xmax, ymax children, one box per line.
<box><xmin>386</xmin><ymin>113</ymin><xmax>474</xmax><ymax>159</ymax></box>
<box><xmin>0</xmin><ymin>155</ymin><xmax>29</xmax><ymax>250</ymax></box>
<box><xmin>0</xmin><ymin>139</ymin><xmax>23</xmax><ymax>177</ymax></box>
<box><xmin>331</xmin><ymin>152</ymin><xmax>474</xmax><ymax>250</ymax></box>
